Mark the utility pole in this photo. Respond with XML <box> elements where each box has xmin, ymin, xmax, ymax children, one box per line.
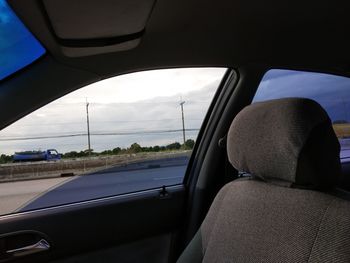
<box><xmin>86</xmin><ymin>99</ymin><xmax>91</xmax><ymax>155</ymax></box>
<box><xmin>180</xmin><ymin>100</ymin><xmax>186</xmax><ymax>145</ymax></box>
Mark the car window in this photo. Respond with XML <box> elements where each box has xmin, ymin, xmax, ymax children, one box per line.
<box><xmin>0</xmin><ymin>0</ymin><xmax>45</xmax><ymax>81</ymax></box>
<box><xmin>0</xmin><ymin>67</ymin><xmax>226</xmax><ymax>216</ymax></box>
<box><xmin>254</xmin><ymin>69</ymin><xmax>350</xmax><ymax>162</ymax></box>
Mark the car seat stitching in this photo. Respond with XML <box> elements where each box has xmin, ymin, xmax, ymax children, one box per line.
<box><xmin>307</xmin><ymin>198</ymin><xmax>336</xmax><ymax>262</ymax></box>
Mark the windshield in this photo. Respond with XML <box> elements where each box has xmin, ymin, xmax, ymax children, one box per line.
<box><xmin>0</xmin><ymin>0</ymin><xmax>45</xmax><ymax>81</ymax></box>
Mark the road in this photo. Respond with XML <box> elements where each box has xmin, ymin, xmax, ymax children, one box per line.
<box><xmin>1</xmin><ymin>156</ymin><xmax>188</xmax><ymax>213</ymax></box>
<box><xmin>340</xmin><ymin>139</ymin><xmax>350</xmax><ymax>163</ymax></box>
<box><xmin>0</xmin><ymin>177</ymin><xmax>74</xmax><ymax>215</ymax></box>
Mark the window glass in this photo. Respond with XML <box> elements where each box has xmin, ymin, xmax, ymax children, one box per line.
<box><xmin>0</xmin><ymin>0</ymin><xmax>45</xmax><ymax>81</ymax></box>
<box><xmin>254</xmin><ymin>69</ymin><xmax>350</xmax><ymax>162</ymax></box>
<box><xmin>0</xmin><ymin>68</ymin><xmax>226</xmax><ymax>215</ymax></box>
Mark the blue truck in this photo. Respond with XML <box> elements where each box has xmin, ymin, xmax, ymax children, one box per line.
<box><xmin>13</xmin><ymin>149</ymin><xmax>61</xmax><ymax>162</ymax></box>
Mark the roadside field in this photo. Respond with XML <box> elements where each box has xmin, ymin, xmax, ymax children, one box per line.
<box><xmin>333</xmin><ymin>123</ymin><xmax>350</xmax><ymax>138</ymax></box>
<box><xmin>0</xmin><ymin>151</ymin><xmax>191</xmax><ymax>183</ymax></box>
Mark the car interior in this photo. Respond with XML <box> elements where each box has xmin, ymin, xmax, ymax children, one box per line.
<box><xmin>1</xmin><ymin>0</ymin><xmax>350</xmax><ymax>262</ymax></box>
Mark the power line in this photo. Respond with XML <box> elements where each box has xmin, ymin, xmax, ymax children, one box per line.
<box><xmin>0</xmin><ymin>125</ymin><xmax>201</xmax><ymax>137</ymax></box>
<box><xmin>0</xmin><ymin>129</ymin><xmax>200</xmax><ymax>142</ymax></box>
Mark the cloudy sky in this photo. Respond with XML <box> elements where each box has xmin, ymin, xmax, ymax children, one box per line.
<box><xmin>0</xmin><ymin>68</ymin><xmax>226</xmax><ymax>154</ymax></box>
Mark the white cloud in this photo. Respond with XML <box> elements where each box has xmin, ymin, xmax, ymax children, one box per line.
<box><xmin>59</xmin><ymin>68</ymin><xmax>225</xmax><ymax>104</ymax></box>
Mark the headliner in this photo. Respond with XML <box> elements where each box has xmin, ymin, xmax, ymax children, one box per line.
<box><xmin>9</xmin><ymin>0</ymin><xmax>350</xmax><ymax>77</ymax></box>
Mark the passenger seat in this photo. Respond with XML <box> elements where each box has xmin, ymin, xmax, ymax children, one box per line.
<box><xmin>178</xmin><ymin>98</ymin><xmax>350</xmax><ymax>263</ymax></box>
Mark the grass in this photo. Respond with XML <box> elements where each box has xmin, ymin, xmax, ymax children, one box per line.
<box><xmin>333</xmin><ymin>123</ymin><xmax>350</xmax><ymax>138</ymax></box>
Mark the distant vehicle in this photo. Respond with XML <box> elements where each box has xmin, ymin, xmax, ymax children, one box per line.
<box><xmin>13</xmin><ymin>149</ymin><xmax>61</xmax><ymax>162</ymax></box>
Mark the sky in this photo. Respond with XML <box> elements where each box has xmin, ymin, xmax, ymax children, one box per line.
<box><xmin>0</xmin><ymin>68</ymin><xmax>227</xmax><ymax>154</ymax></box>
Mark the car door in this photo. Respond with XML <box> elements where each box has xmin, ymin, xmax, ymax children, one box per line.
<box><xmin>0</xmin><ymin>66</ymin><xmax>231</xmax><ymax>263</ymax></box>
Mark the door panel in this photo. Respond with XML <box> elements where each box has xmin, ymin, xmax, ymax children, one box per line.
<box><xmin>0</xmin><ymin>185</ymin><xmax>185</xmax><ymax>262</ymax></box>
<box><xmin>52</xmin><ymin>234</ymin><xmax>172</xmax><ymax>263</ymax></box>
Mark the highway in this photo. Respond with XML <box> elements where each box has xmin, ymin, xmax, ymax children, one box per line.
<box><xmin>18</xmin><ymin>156</ymin><xmax>188</xmax><ymax>212</ymax></box>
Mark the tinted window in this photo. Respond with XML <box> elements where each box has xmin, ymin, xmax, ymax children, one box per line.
<box><xmin>254</xmin><ymin>69</ymin><xmax>350</xmax><ymax>162</ymax></box>
<box><xmin>0</xmin><ymin>0</ymin><xmax>45</xmax><ymax>81</ymax></box>
<box><xmin>0</xmin><ymin>68</ymin><xmax>226</xmax><ymax>215</ymax></box>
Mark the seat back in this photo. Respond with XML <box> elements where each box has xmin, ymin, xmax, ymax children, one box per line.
<box><xmin>178</xmin><ymin>98</ymin><xmax>350</xmax><ymax>262</ymax></box>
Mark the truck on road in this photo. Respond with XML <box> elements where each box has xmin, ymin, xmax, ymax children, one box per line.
<box><xmin>13</xmin><ymin>149</ymin><xmax>61</xmax><ymax>162</ymax></box>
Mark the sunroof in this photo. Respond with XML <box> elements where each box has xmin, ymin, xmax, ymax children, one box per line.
<box><xmin>0</xmin><ymin>0</ymin><xmax>45</xmax><ymax>81</ymax></box>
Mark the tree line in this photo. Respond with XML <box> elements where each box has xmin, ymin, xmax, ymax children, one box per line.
<box><xmin>0</xmin><ymin>139</ymin><xmax>195</xmax><ymax>163</ymax></box>
<box><xmin>63</xmin><ymin>139</ymin><xmax>195</xmax><ymax>158</ymax></box>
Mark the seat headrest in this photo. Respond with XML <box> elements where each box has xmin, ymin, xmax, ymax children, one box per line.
<box><xmin>227</xmin><ymin>98</ymin><xmax>341</xmax><ymax>190</ymax></box>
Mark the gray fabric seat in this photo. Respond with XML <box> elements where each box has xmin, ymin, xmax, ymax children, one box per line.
<box><xmin>178</xmin><ymin>98</ymin><xmax>350</xmax><ymax>263</ymax></box>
